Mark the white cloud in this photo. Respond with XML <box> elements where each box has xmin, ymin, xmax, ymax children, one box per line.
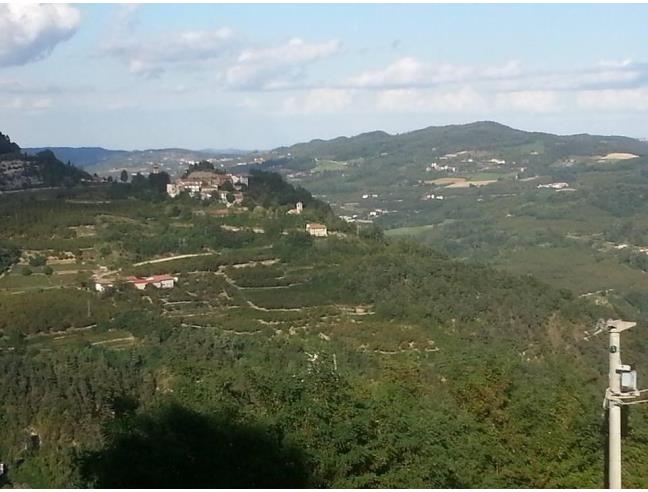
<box><xmin>577</xmin><ymin>88</ymin><xmax>648</xmax><ymax>112</ymax></box>
<box><xmin>364</xmin><ymin>87</ymin><xmax>564</xmax><ymax>115</ymax></box>
<box><xmin>114</xmin><ymin>4</ymin><xmax>139</xmax><ymax>29</ymax></box>
<box><xmin>238</xmin><ymin>97</ymin><xmax>260</xmax><ymax>110</ymax></box>
<box><xmin>598</xmin><ymin>58</ymin><xmax>634</xmax><ymax>69</ymax></box>
<box><xmin>348</xmin><ymin>57</ymin><xmax>427</xmax><ymax>88</ymax></box>
<box><xmin>238</xmin><ymin>38</ymin><xmax>340</xmax><ymax>65</ymax></box>
<box><xmin>347</xmin><ymin>57</ymin><xmax>520</xmax><ymax>89</ymax></box>
<box><xmin>0</xmin><ymin>96</ymin><xmax>52</xmax><ymax>110</ymax></box>
<box><xmin>503</xmin><ymin>65</ymin><xmax>644</xmax><ymax>92</ymax></box>
<box><xmin>375</xmin><ymin>87</ymin><xmax>486</xmax><ymax>113</ymax></box>
<box><xmin>223</xmin><ymin>38</ymin><xmax>342</xmax><ymax>90</ymax></box>
<box><xmin>283</xmin><ymin>89</ymin><xmax>353</xmax><ymax>114</ymax></box>
<box><xmin>0</xmin><ymin>4</ymin><xmax>81</xmax><ymax>67</ymax></box>
<box><xmin>346</xmin><ymin>56</ymin><xmax>648</xmax><ymax>95</ymax></box>
<box><xmin>495</xmin><ymin>90</ymin><xmax>562</xmax><ymax>113</ymax></box>
<box><xmin>106</xmin><ymin>27</ymin><xmax>235</xmax><ymax>77</ymax></box>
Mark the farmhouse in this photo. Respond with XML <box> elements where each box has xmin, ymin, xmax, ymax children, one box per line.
<box><xmin>126</xmin><ymin>274</ymin><xmax>178</xmax><ymax>290</ymax></box>
<box><xmin>306</xmin><ymin>223</ymin><xmax>328</xmax><ymax>237</ymax></box>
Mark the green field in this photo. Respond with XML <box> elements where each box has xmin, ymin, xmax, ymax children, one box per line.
<box><xmin>312</xmin><ymin>159</ymin><xmax>347</xmax><ymax>173</ymax></box>
<box><xmin>0</xmin><ymin>272</ymin><xmax>81</xmax><ymax>290</ymax></box>
<box><xmin>492</xmin><ymin>245</ymin><xmax>648</xmax><ymax>294</ymax></box>
<box><xmin>385</xmin><ymin>223</ymin><xmax>436</xmax><ymax>237</ymax></box>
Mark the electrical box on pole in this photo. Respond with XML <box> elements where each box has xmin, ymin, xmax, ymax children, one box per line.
<box><xmin>601</xmin><ymin>319</ymin><xmax>648</xmax><ymax>489</ymax></box>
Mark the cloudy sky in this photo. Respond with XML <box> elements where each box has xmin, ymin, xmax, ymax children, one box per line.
<box><xmin>2</xmin><ymin>3</ymin><xmax>648</xmax><ymax>150</ymax></box>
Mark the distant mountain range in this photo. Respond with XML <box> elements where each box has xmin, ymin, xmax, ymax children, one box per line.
<box><xmin>22</xmin><ymin>121</ymin><xmax>648</xmax><ymax>180</ymax></box>
<box><xmin>24</xmin><ymin>147</ymin><xmax>129</xmax><ymax>169</ymax></box>
<box><xmin>275</xmin><ymin>121</ymin><xmax>648</xmax><ymax>163</ymax></box>
<box><xmin>24</xmin><ymin>147</ymin><xmax>252</xmax><ymax>176</ymax></box>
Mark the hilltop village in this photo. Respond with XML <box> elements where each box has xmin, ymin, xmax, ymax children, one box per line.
<box><xmin>166</xmin><ymin>169</ymin><xmax>249</xmax><ymax>205</ymax></box>
<box><xmin>81</xmin><ymin>165</ymin><xmax>334</xmax><ymax>294</ymax></box>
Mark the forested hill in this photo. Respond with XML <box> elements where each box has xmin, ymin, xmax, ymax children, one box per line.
<box><xmin>0</xmin><ymin>132</ymin><xmax>90</xmax><ymax>191</ymax></box>
<box><xmin>274</xmin><ymin>121</ymin><xmax>648</xmax><ymax>164</ymax></box>
<box><xmin>2</xmin><ymin>176</ymin><xmax>648</xmax><ymax>487</ymax></box>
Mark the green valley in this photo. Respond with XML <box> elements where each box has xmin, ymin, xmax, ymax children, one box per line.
<box><xmin>2</xmin><ymin>126</ymin><xmax>648</xmax><ymax>488</ymax></box>
<box><xmin>265</xmin><ymin>122</ymin><xmax>648</xmax><ymax>320</ymax></box>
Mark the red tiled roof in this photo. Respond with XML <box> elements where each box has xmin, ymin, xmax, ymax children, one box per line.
<box><xmin>126</xmin><ymin>274</ymin><xmax>176</xmax><ymax>284</ymax></box>
<box><xmin>149</xmin><ymin>274</ymin><xmax>176</xmax><ymax>282</ymax></box>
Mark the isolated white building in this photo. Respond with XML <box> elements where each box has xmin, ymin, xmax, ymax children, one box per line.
<box><xmin>537</xmin><ymin>182</ymin><xmax>569</xmax><ymax>190</ymax></box>
<box><xmin>287</xmin><ymin>201</ymin><xmax>303</xmax><ymax>215</ymax></box>
<box><xmin>126</xmin><ymin>274</ymin><xmax>178</xmax><ymax>290</ymax></box>
<box><xmin>94</xmin><ymin>280</ymin><xmax>114</xmax><ymax>293</ymax></box>
<box><xmin>306</xmin><ymin>223</ymin><xmax>328</xmax><ymax>237</ymax></box>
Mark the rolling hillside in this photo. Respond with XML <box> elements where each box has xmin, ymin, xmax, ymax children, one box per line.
<box><xmin>263</xmin><ymin>122</ymin><xmax>648</xmax><ymax>324</ymax></box>
<box><xmin>1</xmin><ymin>177</ymin><xmax>643</xmax><ymax>488</ymax></box>
<box><xmin>273</xmin><ymin>121</ymin><xmax>648</xmax><ymax>168</ymax></box>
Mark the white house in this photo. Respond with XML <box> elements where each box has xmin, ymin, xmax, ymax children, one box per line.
<box><xmin>306</xmin><ymin>223</ymin><xmax>328</xmax><ymax>237</ymax></box>
<box><xmin>537</xmin><ymin>182</ymin><xmax>569</xmax><ymax>190</ymax></box>
<box><xmin>94</xmin><ymin>280</ymin><xmax>114</xmax><ymax>293</ymax></box>
<box><xmin>126</xmin><ymin>274</ymin><xmax>178</xmax><ymax>290</ymax></box>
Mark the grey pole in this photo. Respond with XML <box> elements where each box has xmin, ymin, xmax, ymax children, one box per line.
<box><xmin>608</xmin><ymin>327</ymin><xmax>622</xmax><ymax>489</ymax></box>
<box><xmin>606</xmin><ymin>319</ymin><xmax>637</xmax><ymax>489</ymax></box>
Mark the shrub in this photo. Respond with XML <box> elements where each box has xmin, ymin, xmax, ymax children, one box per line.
<box><xmin>29</xmin><ymin>255</ymin><xmax>47</xmax><ymax>267</ymax></box>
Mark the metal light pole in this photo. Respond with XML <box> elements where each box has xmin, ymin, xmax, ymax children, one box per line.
<box><xmin>605</xmin><ymin>319</ymin><xmax>637</xmax><ymax>489</ymax></box>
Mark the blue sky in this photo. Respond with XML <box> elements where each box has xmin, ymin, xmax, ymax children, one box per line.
<box><xmin>1</xmin><ymin>3</ymin><xmax>648</xmax><ymax>150</ymax></box>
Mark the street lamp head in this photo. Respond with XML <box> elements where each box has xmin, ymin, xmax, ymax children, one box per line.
<box><xmin>607</xmin><ymin>319</ymin><xmax>637</xmax><ymax>333</ymax></box>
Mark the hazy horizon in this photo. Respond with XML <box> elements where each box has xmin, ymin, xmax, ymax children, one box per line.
<box><xmin>2</xmin><ymin>4</ymin><xmax>648</xmax><ymax>149</ymax></box>
<box><xmin>20</xmin><ymin>118</ymin><xmax>648</xmax><ymax>153</ymax></box>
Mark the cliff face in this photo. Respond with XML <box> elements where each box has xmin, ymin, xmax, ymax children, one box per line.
<box><xmin>0</xmin><ymin>159</ymin><xmax>43</xmax><ymax>191</ymax></box>
<box><xmin>0</xmin><ymin>132</ymin><xmax>90</xmax><ymax>191</ymax></box>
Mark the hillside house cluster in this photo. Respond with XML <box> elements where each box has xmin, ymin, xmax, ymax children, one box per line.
<box><xmin>426</xmin><ymin>162</ymin><xmax>457</xmax><ymax>172</ymax></box>
<box><xmin>166</xmin><ymin>170</ymin><xmax>248</xmax><ymax>205</ymax></box>
<box><xmin>423</xmin><ymin>193</ymin><xmax>445</xmax><ymax>201</ymax></box>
